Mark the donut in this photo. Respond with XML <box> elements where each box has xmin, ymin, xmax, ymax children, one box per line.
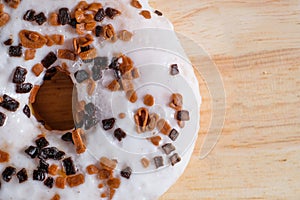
<box><xmin>0</xmin><ymin>0</ymin><xmax>201</xmax><ymax>199</ymax></box>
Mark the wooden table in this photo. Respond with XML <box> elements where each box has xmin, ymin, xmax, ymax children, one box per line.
<box><xmin>150</xmin><ymin>0</ymin><xmax>300</xmax><ymax>199</ymax></box>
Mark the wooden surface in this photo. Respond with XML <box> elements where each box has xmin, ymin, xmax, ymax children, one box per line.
<box><xmin>150</xmin><ymin>0</ymin><xmax>300</xmax><ymax>199</ymax></box>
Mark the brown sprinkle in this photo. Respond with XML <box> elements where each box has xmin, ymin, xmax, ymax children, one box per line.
<box><xmin>51</xmin><ymin>194</ymin><xmax>61</xmax><ymax>200</ymax></box>
<box><xmin>25</xmin><ymin>49</ymin><xmax>36</xmax><ymax>60</ymax></box>
<box><xmin>107</xmin><ymin>79</ymin><xmax>120</xmax><ymax>91</ymax></box>
<box><xmin>66</xmin><ymin>173</ymin><xmax>85</xmax><ymax>187</ymax></box>
<box><xmin>169</xmin><ymin>93</ymin><xmax>183</xmax><ymax>110</ymax></box>
<box><xmin>0</xmin><ymin>12</ymin><xmax>10</xmax><ymax>27</ymax></box>
<box><xmin>72</xmin><ymin>128</ymin><xmax>86</xmax><ymax>154</ymax></box>
<box><xmin>107</xmin><ymin>178</ymin><xmax>121</xmax><ymax>189</ymax></box>
<box><xmin>86</xmin><ymin>164</ymin><xmax>99</xmax><ymax>175</ymax></box>
<box><xmin>118</xmin><ymin>113</ymin><xmax>126</xmax><ymax>119</ymax></box>
<box><xmin>5</xmin><ymin>0</ymin><xmax>21</xmax><ymax>9</ymax></box>
<box><xmin>32</xmin><ymin>63</ymin><xmax>44</xmax><ymax>76</ymax></box>
<box><xmin>131</xmin><ymin>0</ymin><xmax>142</xmax><ymax>9</ymax></box>
<box><xmin>149</xmin><ymin>135</ymin><xmax>161</xmax><ymax>146</ymax></box>
<box><xmin>126</xmin><ymin>90</ymin><xmax>138</xmax><ymax>103</ymax></box>
<box><xmin>19</xmin><ymin>30</ymin><xmax>47</xmax><ymax>49</ymax></box>
<box><xmin>49</xmin><ymin>13</ymin><xmax>60</xmax><ymax>26</ymax></box>
<box><xmin>88</xmin><ymin>2</ymin><xmax>102</xmax><ymax>12</ymax></box>
<box><xmin>79</xmin><ymin>48</ymin><xmax>97</xmax><ymax>60</ymax></box>
<box><xmin>100</xmin><ymin>157</ymin><xmax>117</xmax><ymax>170</ymax></box>
<box><xmin>119</xmin><ymin>55</ymin><xmax>133</xmax><ymax>75</ymax></box>
<box><xmin>75</xmin><ymin>1</ymin><xmax>89</xmax><ymax>12</ymax></box>
<box><xmin>140</xmin><ymin>10</ymin><xmax>151</xmax><ymax>19</ymax></box>
<box><xmin>29</xmin><ymin>85</ymin><xmax>40</xmax><ymax>103</ymax></box>
<box><xmin>131</xmin><ymin>67</ymin><xmax>140</xmax><ymax>79</ymax></box>
<box><xmin>0</xmin><ymin>149</ymin><xmax>9</xmax><ymax>163</ymax></box>
<box><xmin>58</xmin><ymin>49</ymin><xmax>77</xmax><ymax>61</ymax></box>
<box><xmin>83</xmin><ymin>14</ymin><xmax>94</xmax><ymax>24</ymax></box>
<box><xmin>45</xmin><ymin>35</ymin><xmax>55</xmax><ymax>46</ymax></box>
<box><xmin>109</xmin><ymin>188</ymin><xmax>116</xmax><ymax>200</ymax></box>
<box><xmin>55</xmin><ymin>176</ymin><xmax>66</xmax><ymax>189</ymax></box>
<box><xmin>103</xmin><ymin>24</ymin><xmax>115</xmax><ymax>40</ymax></box>
<box><xmin>76</xmin><ymin>23</ymin><xmax>86</xmax><ymax>35</ymax></box>
<box><xmin>178</xmin><ymin>120</ymin><xmax>185</xmax><ymax>128</ymax></box>
<box><xmin>0</xmin><ymin>4</ymin><xmax>3</xmax><ymax>13</ymax></box>
<box><xmin>101</xmin><ymin>193</ymin><xmax>107</xmax><ymax>198</ymax></box>
<box><xmin>141</xmin><ymin>157</ymin><xmax>150</xmax><ymax>168</ymax></box>
<box><xmin>121</xmin><ymin>79</ymin><xmax>134</xmax><ymax>91</ymax></box>
<box><xmin>51</xmin><ymin>34</ymin><xmax>64</xmax><ymax>45</ymax></box>
<box><xmin>85</xmin><ymin>22</ymin><xmax>97</xmax><ymax>31</ymax></box>
<box><xmin>134</xmin><ymin>107</ymin><xmax>149</xmax><ymax>133</ymax></box>
<box><xmin>157</xmin><ymin>119</ymin><xmax>172</xmax><ymax>135</ymax></box>
<box><xmin>98</xmin><ymin>183</ymin><xmax>104</xmax><ymax>188</ymax></box>
<box><xmin>118</xmin><ymin>30</ymin><xmax>133</xmax><ymax>41</ymax></box>
<box><xmin>146</xmin><ymin>113</ymin><xmax>159</xmax><ymax>131</ymax></box>
<box><xmin>48</xmin><ymin>164</ymin><xmax>58</xmax><ymax>176</ymax></box>
<box><xmin>98</xmin><ymin>168</ymin><xmax>112</xmax><ymax>180</ymax></box>
<box><xmin>143</xmin><ymin>94</ymin><xmax>154</xmax><ymax>106</ymax></box>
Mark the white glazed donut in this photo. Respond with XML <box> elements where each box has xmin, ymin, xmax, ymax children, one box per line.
<box><xmin>0</xmin><ymin>0</ymin><xmax>201</xmax><ymax>199</ymax></box>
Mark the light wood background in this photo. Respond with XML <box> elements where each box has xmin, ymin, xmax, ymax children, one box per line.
<box><xmin>149</xmin><ymin>0</ymin><xmax>300</xmax><ymax>199</ymax></box>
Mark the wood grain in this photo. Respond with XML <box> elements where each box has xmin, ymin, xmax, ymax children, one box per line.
<box><xmin>149</xmin><ymin>0</ymin><xmax>300</xmax><ymax>199</ymax></box>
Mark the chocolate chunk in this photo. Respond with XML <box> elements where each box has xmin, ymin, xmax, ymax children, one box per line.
<box><xmin>168</xmin><ymin>129</ymin><xmax>179</xmax><ymax>141</ymax></box>
<box><xmin>80</xmin><ymin>45</ymin><xmax>90</xmax><ymax>53</ymax></box>
<box><xmin>23</xmin><ymin>9</ymin><xmax>36</xmax><ymax>21</ymax></box>
<box><xmin>102</xmin><ymin>118</ymin><xmax>115</xmax><ymax>130</ymax></box>
<box><xmin>61</xmin><ymin>132</ymin><xmax>74</xmax><ymax>143</ymax></box>
<box><xmin>44</xmin><ymin>177</ymin><xmax>54</xmax><ymax>188</ymax></box>
<box><xmin>34</xmin><ymin>12</ymin><xmax>47</xmax><ymax>25</ymax></box>
<box><xmin>38</xmin><ymin>159</ymin><xmax>49</xmax><ymax>173</ymax></box>
<box><xmin>0</xmin><ymin>112</ymin><xmax>6</xmax><ymax>127</ymax></box>
<box><xmin>9</xmin><ymin>46</ymin><xmax>22</xmax><ymax>57</ymax></box>
<box><xmin>35</xmin><ymin>137</ymin><xmax>49</xmax><ymax>148</ymax></box>
<box><xmin>16</xmin><ymin>168</ymin><xmax>28</xmax><ymax>183</ymax></box>
<box><xmin>25</xmin><ymin>146</ymin><xmax>40</xmax><ymax>159</ymax></box>
<box><xmin>105</xmin><ymin>7</ymin><xmax>120</xmax><ymax>19</ymax></box>
<box><xmin>43</xmin><ymin>67</ymin><xmax>57</xmax><ymax>80</ymax></box>
<box><xmin>33</xmin><ymin>169</ymin><xmax>45</xmax><ymax>181</ymax></box>
<box><xmin>114</xmin><ymin>128</ymin><xmax>126</xmax><ymax>142</ymax></box>
<box><xmin>2</xmin><ymin>166</ymin><xmax>16</xmax><ymax>182</ymax></box>
<box><xmin>23</xmin><ymin>105</ymin><xmax>31</xmax><ymax>118</ymax></box>
<box><xmin>16</xmin><ymin>83</ymin><xmax>33</xmax><ymax>93</ymax></box>
<box><xmin>94</xmin><ymin>8</ymin><xmax>105</xmax><ymax>22</ymax></box>
<box><xmin>62</xmin><ymin>157</ymin><xmax>76</xmax><ymax>175</ymax></box>
<box><xmin>0</xmin><ymin>94</ymin><xmax>20</xmax><ymax>112</ymax></box>
<box><xmin>169</xmin><ymin>153</ymin><xmax>181</xmax><ymax>166</ymax></box>
<box><xmin>170</xmin><ymin>64</ymin><xmax>179</xmax><ymax>75</ymax></box>
<box><xmin>95</xmin><ymin>25</ymin><xmax>103</xmax><ymax>37</ymax></box>
<box><xmin>3</xmin><ymin>38</ymin><xmax>13</xmax><ymax>46</ymax></box>
<box><xmin>92</xmin><ymin>65</ymin><xmax>103</xmax><ymax>81</ymax></box>
<box><xmin>41</xmin><ymin>52</ymin><xmax>57</xmax><ymax>69</ymax></box>
<box><xmin>176</xmin><ymin>110</ymin><xmax>190</xmax><ymax>121</ymax></box>
<box><xmin>84</xmin><ymin>102</ymin><xmax>97</xmax><ymax>116</ymax></box>
<box><xmin>68</xmin><ymin>18</ymin><xmax>78</xmax><ymax>29</ymax></box>
<box><xmin>154</xmin><ymin>10</ymin><xmax>163</xmax><ymax>16</ymax></box>
<box><xmin>58</xmin><ymin>8</ymin><xmax>71</xmax><ymax>25</ymax></box>
<box><xmin>162</xmin><ymin>143</ymin><xmax>176</xmax><ymax>155</ymax></box>
<box><xmin>120</xmin><ymin>167</ymin><xmax>132</xmax><ymax>179</ymax></box>
<box><xmin>84</xmin><ymin>115</ymin><xmax>98</xmax><ymax>130</ymax></box>
<box><xmin>74</xmin><ymin>70</ymin><xmax>89</xmax><ymax>83</ymax></box>
<box><xmin>13</xmin><ymin>66</ymin><xmax>27</xmax><ymax>84</ymax></box>
<box><xmin>39</xmin><ymin>147</ymin><xmax>65</xmax><ymax>160</ymax></box>
<box><xmin>154</xmin><ymin>156</ymin><xmax>164</xmax><ymax>168</ymax></box>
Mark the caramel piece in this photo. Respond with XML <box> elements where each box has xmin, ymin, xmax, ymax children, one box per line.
<box><xmin>32</xmin><ymin>63</ymin><xmax>44</xmax><ymax>76</ymax></box>
<box><xmin>0</xmin><ymin>149</ymin><xmax>9</xmax><ymax>163</ymax></box>
<box><xmin>76</xmin><ymin>23</ymin><xmax>85</xmax><ymax>35</ymax></box>
<box><xmin>141</xmin><ymin>157</ymin><xmax>150</xmax><ymax>168</ymax></box>
<box><xmin>48</xmin><ymin>164</ymin><xmax>58</xmax><ymax>176</ymax></box>
<box><xmin>5</xmin><ymin>0</ymin><xmax>21</xmax><ymax>9</ymax></box>
<box><xmin>126</xmin><ymin>90</ymin><xmax>137</xmax><ymax>103</ymax></box>
<box><xmin>51</xmin><ymin>34</ymin><xmax>64</xmax><ymax>45</ymax></box>
<box><xmin>121</xmin><ymin>79</ymin><xmax>134</xmax><ymax>91</ymax></box>
<box><xmin>51</xmin><ymin>194</ymin><xmax>60</xmax><ymax>200</ymax></box>
<box><xmin>79</xmin><ymin>48</ymin><xmax>97</xmax><ymax>60</ymax></box>
<box><xmin>101</xmin><ymin>193</ymin><xmax>107</xmax><ymax>198</ymax></box>
<box><xmin>75</xmin><ymin>1</ymin><xmax>89</xmax><ymax>11</ymax></box>
<box><xmin>107</xmin><ymin>178</ymin><xmax>120</xmax><ymax>189</ymax></box>
<box><xmin>0</xmin><ymin>4</ymin><xmax>4</xmax><ymax>13</ymax></box>
<box><xmin>25</xmin><ymin>49</ymin><xmax>36</xmax><ymax>60</ymax></box>
<box><xmin>66</xmin><ymin>174</ymin><xmax>85</xmax><ymax>187</ymax></box>
<box><xmin>45</xmin><ymin>35</ymin><xmax>55</xmax><ymax>46</ymax></box>
<box><xmin>100</xmin><ymin>157</ymin><xmax>117</xmax><ymax>170</ymax></box>
<box><xmin>107</xmin><ymin>80</ymin><xmax>120</xmax><ymax>91</ymax></box>
<box><xmin>19</xmin><ymin>30</ymin><xmax>47</xmax><ymax>49</ymax></box>
<box><xmin>58</xmin><ymin>49</ymin><xmax>77</xmax><ymax>61</ymax></box>
<box><xmin>131</xmin><ymin>0</ymin><xmax>142</xmax><ymax>9</ymax></box>
<box><xmin>134</xmin><ymin>107</ymin><xmax>149</xmax><ymax>133</ymax></box>
<box><xmin>55</xmin><ymin>176</ymin><xmax>66</xmax><ymax>189</ymax></box>
<box><xmin>143</xmin><ymin>94</ymin><xmax>154</xmax><ymax>106</ymax></box>
<box><xmin>140</xmin><ymin>10</ymin><xmax>151</xmax><ymax>19</ymax></box>
<box><xmin>146</xmin><ymin>113</ymin><xmax>159</xmax><ymax>131</ymax></box>
<box><xmin>119</xmin><ymin>55</ymin><xmax>133</xmax><ymax>75</ymax></box>
<box><xmin>118</xmin><ymin>30</ymin><xmax>133</xmax><ymax>41</ymax></box>
<box><xmin>88</xmin><ymin>3</ymin><xmax>102</xmax><ymax>12</ymax></box>
<box><xmin>83</xmin><ymin>14</ymin><xmax>94</xmax><ymax>23</ymax></box>
<box><xmin>169</xmin><ymin>93</ymin><xmax>183</xmax><ymax>110</ymax></box>
<box><xmin>131</xmin><ymin>67</ymin><xmax>140</xmax><ymax>79</ymax></box>
<box><xmin>157</xmin><ymin>119</ymin><xmax>172</xmax><ymax>135</ymax></box>
<box><xmin>86</xmin><ymin>164</ymin><xmax>99</xmax><ymax>175</ymax></box>
<box><xmin>103</xmin><ymin>24</ymin><xmax>115</xmax><ymax>40</ymax></box>
<box><xmin>49</xmin><ymin>13</ymin><xmax>60</xmax><ymax>26</ymax></box>
<box><xmin>72</xmin><ymin>128</ymin><xmax>86</xmax><ymax>154</ymax></box>
<box><xmin>98</xmin><ymin>183</ymin><xmax>104</xmax><ymax>188</ymax></box>
<box><xmin>149</xmin><ymin>135</ymin><xmax>161</xmax><ymax>146</ymax></box>
<box><xmin>75</xmin><ymin>10</ymin><xmax>85</xmax><ymax>23</ymax></box>
<box><xmin>109</xmin><ymin>188</ymin><xmax>116</xmax><ymax>200</ymax></box>
<box><xmin>0</xmin><ymin>12</ymin><xmax>10</xmax><ymax>27</ymax></box>
<box><xmin>118</xmin><ymin>113</ymin><xmax>126</xmax><ymax>119</ymax></box>
<box><xmin>98</xmin><ymin>168</ymin><xmax>112</xmax><ymax>180</ymax></box>
<box><xmin>29</xmin><ymin>85</ymin><xmax>40</xmax><ymax>103</ymax></box>
<box><xmin>85</xmin><ymin>22</ymin><xmax>96</xmax><ymax>31</ymax></box>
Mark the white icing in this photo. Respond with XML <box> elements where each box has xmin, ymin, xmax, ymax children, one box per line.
<box><xmin>0</xmin><ymin>0</ymin><xmax>201</xmax><ymax>199</ymax></box>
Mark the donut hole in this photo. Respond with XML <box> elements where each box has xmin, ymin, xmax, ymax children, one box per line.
<box><xmin>31</xmin><ymin>69</ymin><xmax>75</xmax><ymax>131</ymax></box>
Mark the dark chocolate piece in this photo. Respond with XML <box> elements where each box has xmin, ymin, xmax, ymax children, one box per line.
<box><xmin>114</xmin><ymin>128</ymin><xmax>126</xmax><ymax>141</ymax></box>
<box><xmin>162</xmin><ymin>143</ymin><xmax>176</xmax><ymax>155</ymax></box>
<box><xmin>170</xmin><ymin>64</ymin><xmax>179</xmax><ymax>75</ymax></box>
<box><xmin>23</xmin><ymin>105</ymin><xmax>31</xmax><ymax>118</ymax></box>
<box><xmin>94</xmin><ymin>8</ymin><xmax>105</xmax><ymax>22</ymax></box>
<box><xmin>105</xmin><ymin>7</ymin><xmax>120</xmax><ymax>19</ymax></box>
<box><xmin>58</xmin><ymin>8</ymin><xmax>71</xmax><ymax>25</ymax></box>
<box><xmin>120</xmin><ymin>167</ymin><xmax>132</xmax><ymax>179</ymax></box>
<box><xmin>33</xmin><ymin>169</ymin><xmax>45</xmax><ymax>181</ymax></box>
<box><xmin>154</xmin><ymin>156</ymin><xmax>164</xmax><ymax>168</ymax></box>
<box><xmin>38</xmin><ymin>159</ymin><xmax>49</xmax><ymax>173</ymax></box>
<box><xmin>41</xmin><ymin>52</ymin><xmax>57</xmax><ymax>69</ymax></box>
<box><xmin>16</xmin><ymin>83</ymin><xmax>33</xmax><ymax>93</ymax></box>
<box><xmin>154</xmin><ymin>10</ymin><xmax>163</xmax><ymax>16</ymax></box>
<box><xmin>16</xmin><ymin>168</ymin><xmax>28</xmax><ymax>183</ymax></box>
<box><xmin>176</xmin><ymin>110</ymin><xmax>190</xmax><ymax>121</ymax></box>
<box><xmin>25</xmin><ymin>146</ymin><xmax>40</xmax><ymax>159</ymax></box>
<box><xmin>2</xmin><ymin>166</ymin><xmax>16</xmax><ymax>182</ymax></box>
<box><xmin>102</xmin><ymin>118</ymin><xmax>116</xmax><ymax>130</ymax></box>
<box><xmin>3</xmin><ymin>38</ymin><xmax>13</xmax><ymax>46</ymax></box>
<box><xmin>44</xmin><ymin>177</ymin><xmax>54</xmax><ymax>188</ymax></box>
<box><xmin>39</xmin><ymin>147</ymin><xmax>65</xmax><ymax>160</ymax></box>
<box><xmin>35</xmin><ymin>137</ymin><xmax>49</xmax><ymax>148</ymax></box>
<box><xmin>62</xmin><ymin>157</ymin><xmax>76</xmax><ymax>175</ymax></box>
<box><xmin>23</xmin><ymin>9</ymin><xmax>36</xmax><ymax>21</ymax></box>
<box><xmin>13</xmin><ymin>66</ymin><xmax>27</xmax><ymax>84</ymax></box>
<box><xmin>0</xmin><ymin>112</ymin><xmax>6</xmax><ymax>127</ymax></box>
<box><xmin>9</xmin><ymin>46</ymin><xmax>22</xmax><ymax>57</ymax></box>
<box><xmin>0</xmin><ymin>94</ymin><xmax>20</xmax><ymax>112</ymax></box>
<box><xmin>34</xmin><ymin>12</ymin><xmax>47</xmax><ymax>25</ymax></box>
<box><xmin>169</xmin><ymin>153</ymin><xmax>181</xmax><ymax>166</ymax></box>
<box><xmin>168</xmin><ymin>129</ymin><xmax>179</xmax><ymax>141</ymax></box>
<box><xmin>61</xmin><ymin>132</ymin><xmax>74</xmax><ymax>143</ymax></box>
